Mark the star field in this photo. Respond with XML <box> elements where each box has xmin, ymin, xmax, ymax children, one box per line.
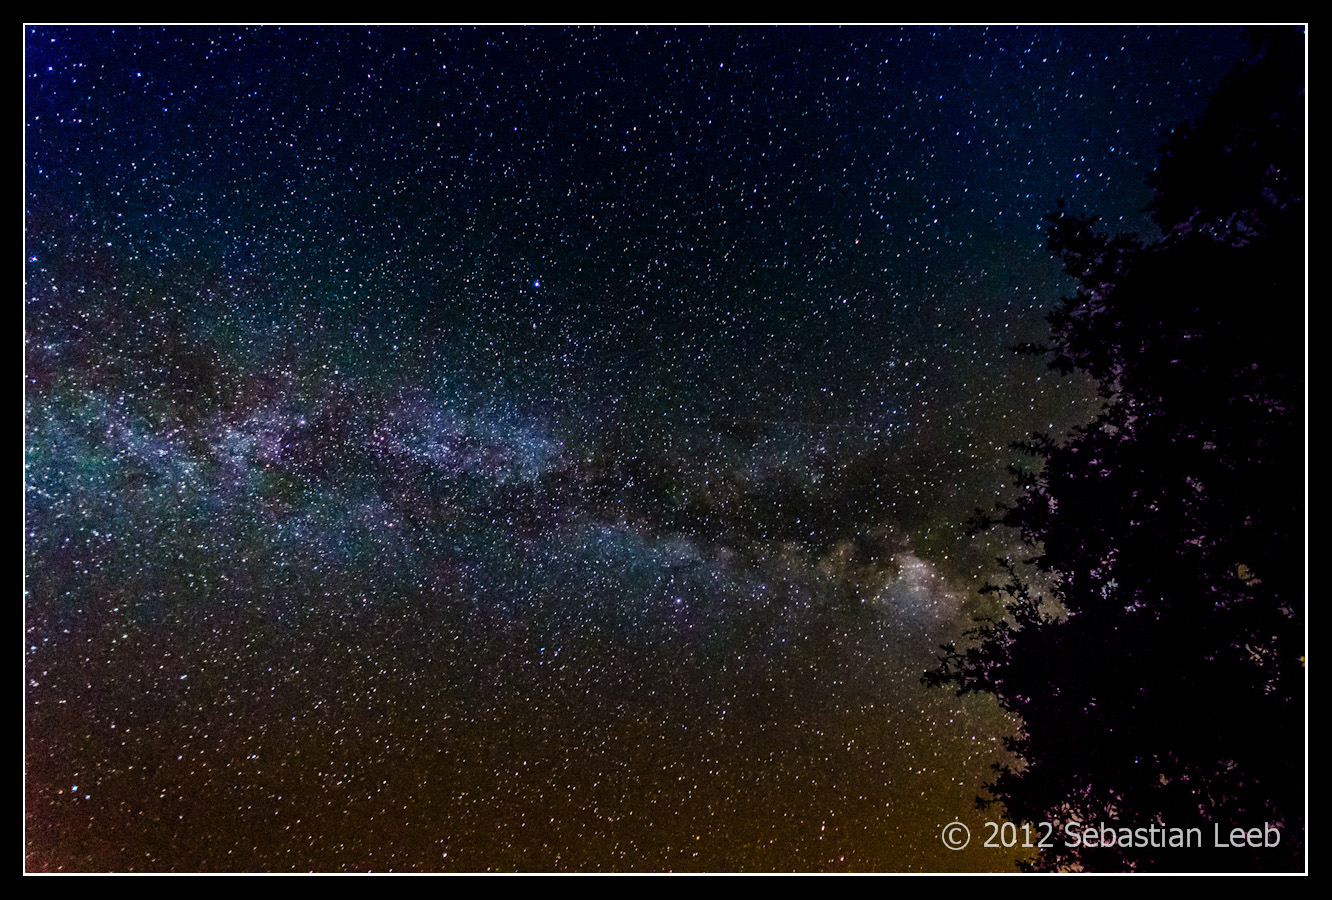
<box><xmin>25</xmin><ymin>25</ymin><xmax>1252</xmax><ymax>872</ymax></box>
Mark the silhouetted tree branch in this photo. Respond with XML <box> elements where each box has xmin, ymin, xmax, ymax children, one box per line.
<box><xmin>927</xmin><ymin>26</ymin><xmax>1304</xmax><ymax>873</ymax></box>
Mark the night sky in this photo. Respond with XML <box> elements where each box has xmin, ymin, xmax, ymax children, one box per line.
<box><xmin>25</xmin><ymin>25</ymin><xmax>1254</xmax><ymax>872</ymax></box>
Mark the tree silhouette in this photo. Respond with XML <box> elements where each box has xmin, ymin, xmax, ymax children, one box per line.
<box><xmin>928</xmin><ymin>27</ymin><xmax>1304</xmax><ymax>872</ymax></box>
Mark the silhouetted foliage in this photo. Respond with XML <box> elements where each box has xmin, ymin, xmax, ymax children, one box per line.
<box><xmin>927</xmin><ymin>27</ymin><xmax>1304</xmax><ymax>871</ymax></box>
